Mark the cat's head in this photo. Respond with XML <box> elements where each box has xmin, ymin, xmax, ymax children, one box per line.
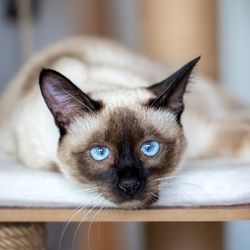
<box><xmin>39</xmin><ymin>57</ymin><xmax>200</xmax><ymax>209</ymax></box>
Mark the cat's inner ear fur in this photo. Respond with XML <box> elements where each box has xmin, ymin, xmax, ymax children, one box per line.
<box><xmin>146</xmin><ymin>56</ymin><xmax>200</xmax><ymax>122</ymax></box>
<box><xmin>39</xmin><ymin>69</ymin><xmax>101</xmax><ymax>135</ymax></box>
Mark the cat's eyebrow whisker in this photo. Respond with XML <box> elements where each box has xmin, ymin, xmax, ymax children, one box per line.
<box><xmin>58</xmin><ymin>85</ymin><xmax>97</xmax><ymax>117</ymax></box>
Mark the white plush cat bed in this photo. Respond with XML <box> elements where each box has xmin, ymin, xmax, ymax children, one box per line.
<box><xmin>0</xmin><ymin>156</ymin><xmax>250</xmax><ymax>208</ymax></box>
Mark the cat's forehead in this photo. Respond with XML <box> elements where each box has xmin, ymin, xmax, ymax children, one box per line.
<box><xmin>91</xmin><ymin>88</ymin><xmax>153</xmax><ymax>107</ymax></box>
<box><xmin>67</xmin><ymin>105</ymin><xmax>180</xmax><ymax>147</ymax></box>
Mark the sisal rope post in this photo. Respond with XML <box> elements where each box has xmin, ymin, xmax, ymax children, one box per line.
<box><xmin>0</xmin><ymin>223</ymin><xmax>46</xmax><ymax>250</ymax></box>
<box><xmin>140</xmin><ymin>0</ymin><xmax>218</xmax><ymax>80</ymax></box>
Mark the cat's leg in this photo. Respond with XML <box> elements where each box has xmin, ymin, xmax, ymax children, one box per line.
<box><xmin>201</xmin><ymin>121</ymin><xmax>250</xmax><ymax>161</ymax></box>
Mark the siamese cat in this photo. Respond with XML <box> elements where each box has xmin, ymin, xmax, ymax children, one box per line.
<box><xmin>0</xmin><ymin>37</ymin><xmax>249</xmax><ymax>208</ymax></box>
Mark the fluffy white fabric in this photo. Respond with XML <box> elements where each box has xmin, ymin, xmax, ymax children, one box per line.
<box><xmin>0</xmin><ymin>156</ymin><xmax>250</xmax><ymax>208</ymax></box>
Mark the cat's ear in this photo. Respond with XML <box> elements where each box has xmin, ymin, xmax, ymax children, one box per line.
<box><xmin>39</xmin><ymin>69</ymin><xmax>101</xmax><ymax>135</ymax></box>
<box><xmin>146</xmin><ymin>57</ymin><xmax>200</xmax><ymax>122</ymax></box>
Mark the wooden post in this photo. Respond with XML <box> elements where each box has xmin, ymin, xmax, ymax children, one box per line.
<box><xmin>145</xmin><ymin>222</ymin><xmax>223</xmax><ymax>250</ymax></box>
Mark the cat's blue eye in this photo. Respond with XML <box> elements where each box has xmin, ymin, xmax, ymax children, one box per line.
<box><xmin>90</xmin><ymin>146</ymin><xmax>110</xmax><ymax>161</ymax></box>
<box><xmin>140</xmin><ymin>140</ymin><xmax>161</xmax><ymax>157</ymax></box>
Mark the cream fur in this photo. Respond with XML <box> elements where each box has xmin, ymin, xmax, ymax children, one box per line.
<box><xmin>0</xmin><ymin>36</ymin><xmax>249</xmax><ymax>172</ymax></box>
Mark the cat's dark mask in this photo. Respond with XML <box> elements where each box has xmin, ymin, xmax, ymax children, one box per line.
<box><xmin>39</xmin><ymin>57</ymin><xmax>200</xmax><ymax>208</ymax></box>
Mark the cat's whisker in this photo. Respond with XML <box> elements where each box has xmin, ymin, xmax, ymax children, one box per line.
<box><xmin>58</xmin><ymin>193</ymin><xmax>102</xmax><ymax>250</ymax></box>
<box><xmin>71</xmin><ymin>207</ymin><xmax>90</xmax><ymax>250</ymax></box>
<box><xmin>97</xmin><ymin>208</ymin><xmax>105</xmax><ymax>240</ymax></box>
<box><xmin>79</xmin><ymin>186</ymin><xmax>101</xmax><ymax>190</ymax></box>
<box><xmin>58</xmin><ymin>204</ymin><xmax>86</xmax><ymax>250</ymax></box>
<box><xmin>152</xmin><ymin>175</ymin><xmax>180</xmax><ymax>182</ymax></box>
<box><xmin>72</xmin><ymin>197</ymin><xmax>103</xmax><ymax>250</ymax></box>
<box><xmin>77</xmin><ymin>187</ymin><xmax>101</xmax><ymax>193</ymax></box>
<box><xmin>159</xmin><ymin>182</ymin><xmax>202</xmax><ymax>190</ymax></box>
<box><xmin>152</xmin><ymin>192</ymin><xmax>160</xmax><ymax>199</ymax></box>
<box><xmin>148</xmin><ymin>192</ymin><xmax>159</xmax><ymax>204</ymax></box>
<box><xmin>48</xmin><ymin>189</ymin><xmax>102</xmax><ymax>209</ymax></box>
<box><xmin>30</xmin><ymin>185</ymin><xmax>101</xmax><ymax>204</ymax></box>
<box><xmin>151</xmin><ymin>192</ymin><xmax>160</xmax><ymax>199</ymax></box>
<box><xmin>159</xmin><ymin>183</ymin><xmax>201</xmax><ymax>198</ymax></box>
<box><xmin>87</xmin><ymin>205</ymin><xmax>105</xmax><ymax>250</ymax></box>
<box><xmin>15</xmin><ymin>186</ymin><xmax>101</xmax><ymax>203</ymax></box>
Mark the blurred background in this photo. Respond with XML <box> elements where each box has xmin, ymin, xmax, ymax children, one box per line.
<box><xmin>0</xmin><ymin>0</ymin><xmax>250</xmax><ymax>249</ymax></box>
<box><xmin>1</xmin><ymin>0</ymin><xmax>250</xmax><ymax>103</ymax></box>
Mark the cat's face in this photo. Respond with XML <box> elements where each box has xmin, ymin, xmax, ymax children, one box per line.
<box><xmin>58</xmin><ymin>106</ymin><xmax>186</xmax><ymax>208</ymax></box>
<box><xmin>39</xmin><ymin>57</ymin><xmax>199</xmax><ymax>208</ymax></box>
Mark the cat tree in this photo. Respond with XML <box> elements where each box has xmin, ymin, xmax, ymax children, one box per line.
<box><xmin>0</xmin><ymin>223</ymin><xmax>45</xmax><ymax>250</ymax></box>
<box><xmin>1</xmin><ymin>0</ymin><xmax>249</xmax><ymax>249</ymax></box>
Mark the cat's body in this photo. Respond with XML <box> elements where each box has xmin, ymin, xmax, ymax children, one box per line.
<box><xmin>0</xmin><ymin>37</ymin><xmax>249</xmax><ymax>208</ymax></box>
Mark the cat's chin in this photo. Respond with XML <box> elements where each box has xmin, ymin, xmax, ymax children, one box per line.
<box><xmin>100</xmin><ymin>189</ymin><xmax>160</xmax><ymax>209</ymax></box>
<box><xmin>118</xmin><ymin>200</ymin><xmax>150</xmax><ymax>209</ymax></box>
<box><xmin>114</xmin><ymin>194</ymin><xmax>159</xmax><ymax>209</ymax></box>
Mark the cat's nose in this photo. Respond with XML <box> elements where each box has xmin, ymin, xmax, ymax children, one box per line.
<box><xmin>118</xmin><ymin>178</ymin><xmax>141</xmax><ymax>196</ymax></box>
